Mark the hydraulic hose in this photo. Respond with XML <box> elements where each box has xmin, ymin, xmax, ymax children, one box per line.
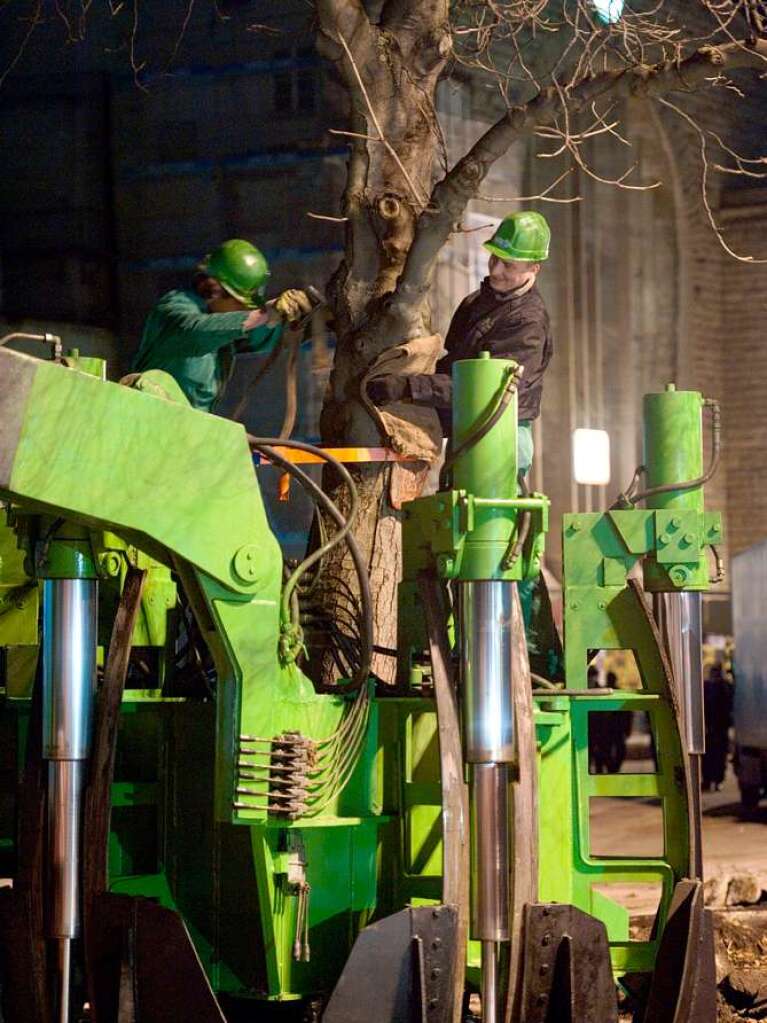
<box><xmin>247</xmin><ymin>436</ymin><xmax>373</xmax><ymax>689</ymax></box>
<box><xmin>442</xmin><ymin>365</ymin><xmax>520</xmax><ymax>477</ymax></box>
<box><xmin>501</xmin><ymin>471</ymin><xmax>532</xmax><ymax>571</ymax></box>
<box><xmin>614</xmin><ymin>398</ymin><xmax>721</xmax><ymax>508</ymax></box>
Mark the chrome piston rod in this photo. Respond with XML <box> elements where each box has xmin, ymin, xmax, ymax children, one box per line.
<box><xmin>653</xmin><ymin>591</ymin><xmax>704</xmax><ymax>878</ymax></box>
<box><xmin>457</xmin><ymin>581</ymin><xmax>516</xmax><ymax>1023</ymax></box>
<box><xmin>43</xmin><ymin>578</ymin><xmax>98</xmax><ymax>1023</ymax></box>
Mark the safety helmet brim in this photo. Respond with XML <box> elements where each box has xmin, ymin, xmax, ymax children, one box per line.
<box><xmin>483</xmin><ymin>240</ymin><xmax>547</xmax><ymax>262</ymax></box>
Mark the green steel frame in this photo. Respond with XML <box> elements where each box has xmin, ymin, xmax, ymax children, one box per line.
<box><xmin>0</xmin><ymin>346</ymin><xmax>722</xmax><ymax>1012</ymax></box>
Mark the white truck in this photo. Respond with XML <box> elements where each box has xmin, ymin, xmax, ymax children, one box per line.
<box><xmin>732</xmin><ymin>538</ymin><xmax>767</xmax><ymax>808</ymax></box>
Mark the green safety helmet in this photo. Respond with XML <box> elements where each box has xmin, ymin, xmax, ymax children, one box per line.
<box><xmin>202</xmin><ymin>239</ymin><xmax>270</xmax><ymax>308</ymax></box>
<box><xmin>483</xmin><ymin>211</ymin><xmax>551</xmax><ymax>263</ymax></box>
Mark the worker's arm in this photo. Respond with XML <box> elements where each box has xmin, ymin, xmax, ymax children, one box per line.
<box><xmin>158</xmin><ymin>293</ymin><xmax>282</xmax><ymax>358</ymax></box>
<box><xmin>366</xmin><ymin>351</ymin><xmax>455</xmax><ymax>409</ymax></box>
<box><xmin>236</xmin><ymin>319</ymin><xmax>284</xmax><ymax>355</ymax></box>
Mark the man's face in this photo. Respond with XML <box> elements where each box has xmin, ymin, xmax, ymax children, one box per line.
<box><xmin>487</xmin><ymin>254</ymin><xmax>540</xmax><ymax>293</ymax></box>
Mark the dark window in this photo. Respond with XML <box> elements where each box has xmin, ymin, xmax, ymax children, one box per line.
<box><xmin>272</xmin><ymin>47</ymin><xmax>317</xmax><ymax>116</ymax></box>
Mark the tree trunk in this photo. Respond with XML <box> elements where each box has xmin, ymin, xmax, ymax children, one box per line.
<box><xmin>312</xmin><ymin>2</ymin><xmax>451</xmax><ymax>683</ymax></box>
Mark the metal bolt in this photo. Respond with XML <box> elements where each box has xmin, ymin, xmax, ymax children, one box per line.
<box><xmin>431</xmin><ymin>967</ymin><xmax>441</xmax><ymax>978</ymax></box>
<box><xmin>669</xmin><ymin>566</ymin><xmax>689</xmax><ymax>587</ymax></box>
<box><xmin>542</xmin><ymin>932</ymin><xmax>552</xmax><ymax>946</ymax></box>
<box><xmin>684</xmin><ymin>532</ymin><xmax>695</xmax><ymax>544</ymax></box>
<box><xmin>432</xmin><ymin>938</ymin><xmax>442</xmax><ymax>949</ymax></box>
<box><xmin>539</xmin><ymin>963</ymin><xmax>550</xmax><ymax>976</ymax></box>
<box><xmin>570</xmin><ymin>602</ymin><xmax>579</xmax><ymax>611</ymax></box>
<box><xmin>571</xmin><ymin>520</ymin><xmax>581</xmax><ymax>531</ymax></box>
<box><xmin>658</xmin><ymin>533</ymin><xmax>669</xmax><ymax>546</ymax></box>
<box><xmin>436</xmin><ymin>555</ymin><xmax>455</xmax><ymax>577</ymax></box>
<box><xmin>537</xmin><ymin>994</ymin><xmax>548</xmax><ymax>1006</ymax></box>
<box><xmin>429</xmin><ymin>997</ymin><xmax>439</xmax><ymax>1009</ymax></box>
<box><xmin>671</xmin><ymin>517</ymin><xmax>681</xmax><ymax>528</ymax></box>
<box><xmin>598</xmin><ymin>601</ymin><xmax>606</xmax><ymax>610</ymax></box>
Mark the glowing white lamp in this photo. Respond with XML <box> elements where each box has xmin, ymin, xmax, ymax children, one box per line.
<box><xmin>592</xmin><ymin>0</ymin><xmax>624</xmax><ymax>23</ymax></box>
<box><xmin>572</xmin><ymin>428</ymin><xmax>611</xmax><ymax>486</ymax></box>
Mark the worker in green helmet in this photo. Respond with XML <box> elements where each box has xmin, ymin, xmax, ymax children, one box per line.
<box><xmin>132</xmin><ymin>238</ymin><xmax>314</xmax><ymax>413</ymax></box>
<box><xmin>367</xmin><ymin>210</ymin><xmax>552</xmax><ymax>476</ymax></box>
<box><xmin>368</xmin><ymin>210</ymin><xmax>560</xmax><ymax>679</ymax></box>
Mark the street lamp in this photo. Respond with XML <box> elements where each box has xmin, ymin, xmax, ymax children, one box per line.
<box><xmin>592</xmin><ymin>0</ymin><xmax>625</xmax><ymax>24</ymax></box>
<box><xmin>572</xmin><ymin>428</ymin><xmax>611</xmax><ymax>486</ymax></box>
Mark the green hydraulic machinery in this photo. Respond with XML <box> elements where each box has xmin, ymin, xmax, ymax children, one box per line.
<box><xmin>0</xmin><ymin>340</ymin><xmax>721</xmax><ymax>1023</ymax></box>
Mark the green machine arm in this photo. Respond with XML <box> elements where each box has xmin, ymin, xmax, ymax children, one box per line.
<box><xmin>0</xmin><ymin>347</ymin><xmax>383</xmax><ymax>1011</ymax></box>
<box><xmin>0</xmin><ymin>346</ymin><xmax>298</xmax><ymax>823</ymax></box>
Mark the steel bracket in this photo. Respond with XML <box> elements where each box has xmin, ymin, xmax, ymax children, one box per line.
<box><xmin>323</xmin><ymin>905</ymin><xmax>459</xmax><ymax>1023</ymax></box>
<box><xmin>517</xmin><ymin>903</ymin><xmax>618</xmax><ymax>1023</ymax></box>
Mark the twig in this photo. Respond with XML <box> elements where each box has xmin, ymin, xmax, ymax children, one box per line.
<box><xmin>657</xmin><ymin>95</ymin><xmax>767</xmax><ymax>264</ymax></box>
<box><xmin>0</xmin><ymin>0</ymin><xmax>44</xmax><ymax>89</ymax></box>
<box><xmin>307</xmin><ymin>212</ymin><xmax>349</xmax><ymax>222</ymax></box>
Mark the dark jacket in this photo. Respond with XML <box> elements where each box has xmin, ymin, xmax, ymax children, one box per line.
<box><xmin>408</xmin><ymin>278</ymin><xmax>553</xmax><ymax>426</ymax></box>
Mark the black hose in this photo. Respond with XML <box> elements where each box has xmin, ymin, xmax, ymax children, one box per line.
<box><xmin>247</xmin><ymin>436</ymin><xmax>373</xmax><ymax>689</ymax></box>
<box><xmin>624</xmin><ymin>399</ymin><xmax>721</xmax><ymax>506</ymax></box>
<box><xmin>248</xmin><ymin>436</ymin><xmax>359</xmax><ymax>622</ymax></box>
<box><xmin>501</xmin><ymin>471</ymin><xmax>532</xmax><ymax>571</ymax></box>
<box><xmin>442</xmin><ymin>365</ymin><xmax>520</xmax><ymax>477</ymax></box>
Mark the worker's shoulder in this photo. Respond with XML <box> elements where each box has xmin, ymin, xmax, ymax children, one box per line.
<box><xmin>155</xmin><ymin>288</ymin><xmax>205</xmax><ymax>314</ymax></box>
<box><xmin>505</xmin><ymin>284</ymin><xmax>549</xmax><ymax>323</ymax></box>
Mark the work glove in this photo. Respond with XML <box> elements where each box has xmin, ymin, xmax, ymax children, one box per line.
<box><xmin>275</xmin><ymin>289</ymin><xmax>314</xmax><ymax>324</ymax></box>
<box><xmin>366</xmin><ymin>375</ymin><xmax>410</xmax><ymax>405</ymax></box>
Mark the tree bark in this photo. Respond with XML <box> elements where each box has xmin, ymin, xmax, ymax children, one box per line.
<box><xmin>312</xmin><ymin>0</ymin><xmax>450</xmax><ymax>682</ymax></box>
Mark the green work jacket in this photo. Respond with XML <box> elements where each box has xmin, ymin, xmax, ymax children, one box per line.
<box><xmin>132</xmin><ymin>289</ymin><xmax>283</xmax><ymax>412</ymax></box>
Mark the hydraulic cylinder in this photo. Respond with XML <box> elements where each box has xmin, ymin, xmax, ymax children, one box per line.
<box><xmin>39</xmin><ymin>529</ymin><xmax>98</xmax><ymax>1023</ymax></box>
<box><xmin>451</xmin><ymin>355</ymin><xmax>520</xmax><ymax>1023</ymax></box>
<box><xmin>642</xmin><ymin>385</ymin><xmax>704</xmax><ymax>514</ymax></box>
<box><xmin>643</xmin><ymin>385</ymin><xmax>707</xmax><ymax>877</ymax></box>
<box><xmin>452</xmin><ymin>353</ymin><xmax>518</xmax><ymax>579</ymax></box>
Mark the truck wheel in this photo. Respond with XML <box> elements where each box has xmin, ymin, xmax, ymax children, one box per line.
<box><xmin>740</xmin><ymin>783</ymin><xmax>761</xmax><ymax>809</ymax></box>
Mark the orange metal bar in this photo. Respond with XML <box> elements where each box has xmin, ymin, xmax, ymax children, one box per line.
<box><xmin>253</xmin><ymin>446</ymin><xmax>415</xmax><ymax>466</ymax></box>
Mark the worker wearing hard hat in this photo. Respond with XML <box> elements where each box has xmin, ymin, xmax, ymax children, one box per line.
<box><xmin>366</xmin><ymin>210</ymin><xmax>552</xmax><ymax>475</ymax></box>
<box><xmin>132</xmin><ymin>238</ymin><xmax>313</xmax><ymax>412</ymax></box>
<box><xmin>368</xmin><ymin>211</ymin><xmax>559</xmax><ymax>680</ymax></box>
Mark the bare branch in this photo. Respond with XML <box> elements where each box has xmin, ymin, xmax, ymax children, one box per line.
<box><xmin>398</xmin><ymin>37</ymin><xmax>767</xmax><ymax>297</ymax></box>
<box><xmin>0</xmin><ymin>0</ymin><xmax>44</xmax><ymax>89</ymax></box>
<box><xmin>477</xmin><ymin>167</ymin><xmax>582</xmax><ymax>204</ymax></box>
<box><xmin>307</xmin><ymin>212</ymin><xmax>350</xmax><ymax>223</ymax></box>
<box><xmin>657</xmin><ymin>95</ymin><xmax>767</xmax><ymax>264</ymax></box>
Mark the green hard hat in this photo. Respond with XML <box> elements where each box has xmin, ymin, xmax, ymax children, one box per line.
<box><xmin>202</xmin><ymin>239</ymin><xmax>270</xmax><ymax>308</ymax></box>
<box><xmin>483</xmin><ymin>211</ymin><xmax>551</xmax><ymax>262</ymax></box>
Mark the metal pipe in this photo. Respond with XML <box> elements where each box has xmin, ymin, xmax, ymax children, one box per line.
<box><xmin>457</xmin><ymin>580</ymin><xmax>514</xmax><ymax>1023</ymax></box>
<box><xmin>481</xmin><ymin>939</ymin><xmax>498</xmax><ymax>1023</ymax></box>
<box><xmin>653</xmin><ymin>590</ymin><xmax>704</xmax><ymax>878</ymax></box>
<box><xmin>470</xmin><ymin>763</ymin><xmax>510</xmax><ymax>941</ymax></box>
<box><xmin>653</xmin><ymin>592</ymin><xmax>704</xmax><ymax>755</ymax></box>
<box><xmin>42</xmin><ymin>578</ymin><xmax>98</xmax><ymax>1023</ymax></box>
<box><xmin>457</xmin><ymin>582</ymin><xmax>516</xmax><ymax>764</ymax></box>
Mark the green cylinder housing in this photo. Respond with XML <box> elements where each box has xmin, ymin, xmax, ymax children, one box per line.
<box><xmin>642</xmin><ymin>385</ymin><xmax>704</xmax><ymax>512</ymax></box>
<box><xmin>642</xmin><ymin>384</ymin><xmax>709</xmax><ymax>592</ymax></box>
<box><xmin>452</xmin><ymin>354</ymin><xmax>518</xmax><ymax>580</ymax></box>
